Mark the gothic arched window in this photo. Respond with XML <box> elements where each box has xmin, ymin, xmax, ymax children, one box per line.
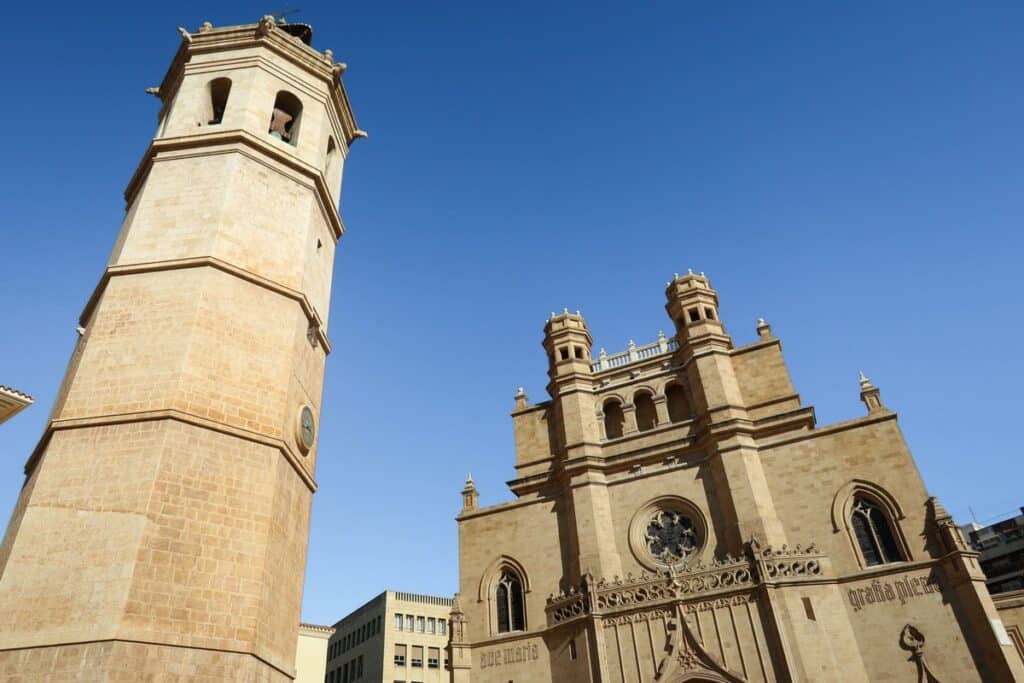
<box><xmin>495</xmin><ymin>570</ymin><xmax>525</xmax><ymax>633</ymax></box>
<box><xmin>603</xmin><ymin>399</ymin><xmax>625</xmax><ymax>440</ymax></box>
<box><xmin>851</xmin><ymin>496</ymin><xmax>903</xmax><ymax>566</ymax></box>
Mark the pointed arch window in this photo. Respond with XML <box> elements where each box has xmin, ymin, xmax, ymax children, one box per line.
<box><xmin>851</xmin><ymin>496</ymin><xmax>903</xmax><ymax>566</ymax></box>
<box><xmin>495</xmin><ymin>570</ymin><xmax>525</xmax><ymax>633</ymax></box>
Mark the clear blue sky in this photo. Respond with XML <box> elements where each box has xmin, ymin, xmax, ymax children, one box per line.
<box><xmin>1</xmin><ymin>3</ymin><xmax>1022</xmax><ymax>626</ymax></box>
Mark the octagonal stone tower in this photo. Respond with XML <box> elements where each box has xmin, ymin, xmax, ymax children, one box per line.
<box><xmin>0</xmin><ymin>18</ymin><xmax>362</xmax><ymax>679</ymax></box>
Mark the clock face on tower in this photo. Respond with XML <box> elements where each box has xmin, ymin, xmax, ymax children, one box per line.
<box><xmin>297</xmin><ymin>405</ymin><xmax>316</xmax><ymax>453</ymax></box>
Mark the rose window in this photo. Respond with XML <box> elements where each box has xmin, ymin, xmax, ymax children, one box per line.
<box><xmin>644</xmin><ymin>510</ymin><xmax>698</xmax><ymax>564</ymax></box>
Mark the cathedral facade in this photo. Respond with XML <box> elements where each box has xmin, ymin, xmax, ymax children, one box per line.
<box><xmin>449</xmin><ymin>272</ymin><xmax>1024</xmax><ymax>682</ymax></box>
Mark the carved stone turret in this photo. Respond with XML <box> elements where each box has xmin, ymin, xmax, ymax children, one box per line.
<box><xmin>461</xmin><ymin>473</ymin><xmax>479</xmax><ymax>513</ymax></box>
<box><xmin>543</xmin><ymin>309</ymin><xmax>593</xmax><ymax>380</ymax></box>
<box><xmin>859</xmin><ymin>372</ymin><xmax>885</xmax><ymax>413</ymax></box>
<box><xmin>664</xmin><ymin>271</ymin><xmax>732</xmax><ymax>352</ymax></box>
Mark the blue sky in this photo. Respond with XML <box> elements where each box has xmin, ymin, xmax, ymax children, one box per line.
<box><xmin>1</xmin><ymin>3</ymin><xmax>1022</xmax><ymax>625</ymax></box>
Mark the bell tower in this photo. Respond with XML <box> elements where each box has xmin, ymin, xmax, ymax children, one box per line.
<box><xmin>0</xmin><ymin>18</ymin><xmax>362</xmax><ymax>679</ymax></box>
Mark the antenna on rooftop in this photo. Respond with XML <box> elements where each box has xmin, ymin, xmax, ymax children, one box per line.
<box><xmin>271</xmin><ymin>8</ymin><xmax>301</xmax><ymax>23</ymax></box>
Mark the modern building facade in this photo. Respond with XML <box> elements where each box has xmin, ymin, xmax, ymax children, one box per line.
<box><xmin>0</xmin><ymin>385</ymin><xmax>32</xmax><ymax>425</ymax></box>
<box><xmin>0</xmin><ymin>18</ymin><xmax>362</xmax><ymax>679</ymax></box>
<box><xmin>297</xmin><ymin>623</ymin><xmax>336</xmax><ymax>683</ymax></box>
<box><xmin>964</xmin><ymin>509</ymin><xmax>1024</xmax><ymax>595</ymax></box>
<box><xmin>449</xmin><ymin>272</ymin><xmax>1024</xmax><ymax>682</ymax></box>
<box><xmin>327</xmin><ymin>591</ymin><xmax>452</xmax><ymax>683</ymax></box>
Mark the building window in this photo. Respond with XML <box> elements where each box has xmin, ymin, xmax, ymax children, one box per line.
<box><xmin>395</xmin><ymin>613</ymin><xmax>403</xmax><ymax>630</ymax></box>
<box><xmin>428</xmin><ymin>647</ymin><xmax>440</xmax><ymax>668</ymax></box>
<box><xmin>634</xmin><ymin>391</ymin><xmax>657</xmax><ymax>431</ymax></box>
<box><xmin>496</xmin><ymin>570</ymin><xmax>526</xmax><ymax>633</ymax></box>
<box><xmin>207</xmin><ymin>77</ymin><xmax>231</xmax><ymax>125</ymax></box>
<box><xmin>427</xmin><ymin>617</ymin><xmax>435</xmax><ymax>634</ymax></box>
<box><xmin>851</xmin><ymin>496</ymin><xmax>903</xmax><ymax>566</ymax></box>
<box><xmin>416</xmin><ymin>616</ymin><xmax>425</xmax><ymax>633</ymax></box>
<box><xmin>269</xmin><ymin>90</ymin><xmax>302</xmax><ymax>145</ymax></box>
<box><xmin>411</xmin><ymin>645</ymin><xmax>423</xmax><ymax>668</ymax></box>
<box><xmin>395</xmin><ymin>644</ymin><xmax>406</xmax><ymax>667</ymax></box>
<box><xmin>377</xmin><ymin>615</ymin><xmax>382</xmax><ymax>634</ymax></box>
<box><xmin>645</xmin><ymin>509</ymin><xmax>699</xmax><ymax>565</ymax></box>
<box><xmin>665</xmin><ymin>383</ymin><xmax>691</xmax><ymax>422</ymax></box>
<box><xmin>358</xmin><ymin>655</ymin><xmax>363</xmax><ymax>678</ymax></box>
<box><xmin>569</xmin><ymin>639</ymin><xmax>577</xmax><ymax>660</ymax></box>
<box><xmin>438</xmin><ymin>620</ymin><xmax>446</xmax><ymax>636</ymax></box>
<box><xmin>603</xmin><ymin>399</ymin><xmax>625</xmax><ymax>439</ymax></box>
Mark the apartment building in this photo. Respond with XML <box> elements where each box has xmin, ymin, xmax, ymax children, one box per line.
<box><xmin>326</xmin><ymin>590</ymin><xmax>452</xmax><ymax>683</ymax></box>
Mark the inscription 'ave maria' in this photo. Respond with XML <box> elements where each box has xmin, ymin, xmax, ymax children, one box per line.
<box><xmin>480</xmin><ymin>643</ymin><xmax>540</xmax><ymax>668</ymax></box>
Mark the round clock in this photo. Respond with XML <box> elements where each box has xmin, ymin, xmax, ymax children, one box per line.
<box><xmin>297</xmin><ymin>405</ymin><xmax>316</xmax><ymax>453</ymax></box>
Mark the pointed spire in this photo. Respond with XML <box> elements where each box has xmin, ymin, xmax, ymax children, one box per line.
<box><xmin>859</xmin><ymin>371</ymin><xmax>884</xmax><ymax>413</ymax></box>
<box><xmin>461</xmin><ymin>472</ymin><xmax>479</xmax><ymax>513</ymax></box>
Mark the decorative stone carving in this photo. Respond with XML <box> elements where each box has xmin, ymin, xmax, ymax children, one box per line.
<box><xmin>545</xmin><ymin>541</ymin><xmax>824</xmax><ymax>628</ymax></box>
<box><xmin>653</xmin><ymin>607</ymin><xmax>747</xmax><ymax>682</ymax></box>
<box><xmin>256</xmin><ymin>15</ymin><xmax>277</xmax><ymax>38</ymax></box>
<box><xmin>900</xmin><ymin>624</ymin><xmax>941</xmax><ymax>683</ymax></box>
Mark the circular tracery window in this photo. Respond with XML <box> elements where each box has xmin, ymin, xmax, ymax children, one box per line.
<box><xmin>645</xmin><ymin>510</ymin><xmax>698</xmax><ymax>564</ymax></box>
<box><xmin>629</xmin><ymin>496</ymin><xmax>706</xmax><ymax>571</ymax></box>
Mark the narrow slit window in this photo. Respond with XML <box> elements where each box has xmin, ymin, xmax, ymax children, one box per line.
<box><xmin>688</xmin><ymin>308</ymin><xmax>700</xmax><ymax>323</ymax></box>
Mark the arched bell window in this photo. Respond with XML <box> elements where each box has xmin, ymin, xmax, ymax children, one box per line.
<box><xmin>851</xmin><ymin>496</ymin><xmax>903</xmax><ymax>566</ymax></box>
<box><xmin>665</xmin><ymin>383</ymin><xmax>691</xmax><ymax>422</ymax></box>
<box><xmin>269</xmin><ymin>91</ymin><xmax>303</xmax><ymax>145</ymax></box>
<box><xmin>207</xmin><ymin>77</ymin><xmax>231</xmax><ymax>125</ymax></box>
<box><xmin>495</xmin><ymin>570</ymin><xmax>525</xmax><ymax>633</ymax></box>
<box><xmin>603</xmin><ymin>399</ymin><xmax>625</xmax><ymax>440</ymax></box>
<box><xmin>634</xmin><ymin>391</ymin><xmax>657</xmax><ymax>431</ymax></box>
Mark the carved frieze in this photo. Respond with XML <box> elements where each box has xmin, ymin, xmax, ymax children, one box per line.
<box><xmin>545</xmin><ymin>542</ymin><xmax>825</xmax><ymax>627</ymax></box>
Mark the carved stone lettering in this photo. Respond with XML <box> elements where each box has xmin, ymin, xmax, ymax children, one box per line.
<box><xmin>848</xmin><ymin>574</ymin><xmax>942</xmax><ymax>612</ymax></box>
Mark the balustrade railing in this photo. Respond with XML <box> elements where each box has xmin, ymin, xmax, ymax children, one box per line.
<box><xmin>591</xmin><ymin>332</ymin><xmax>679</xmax><ymax>373</ymax></box>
